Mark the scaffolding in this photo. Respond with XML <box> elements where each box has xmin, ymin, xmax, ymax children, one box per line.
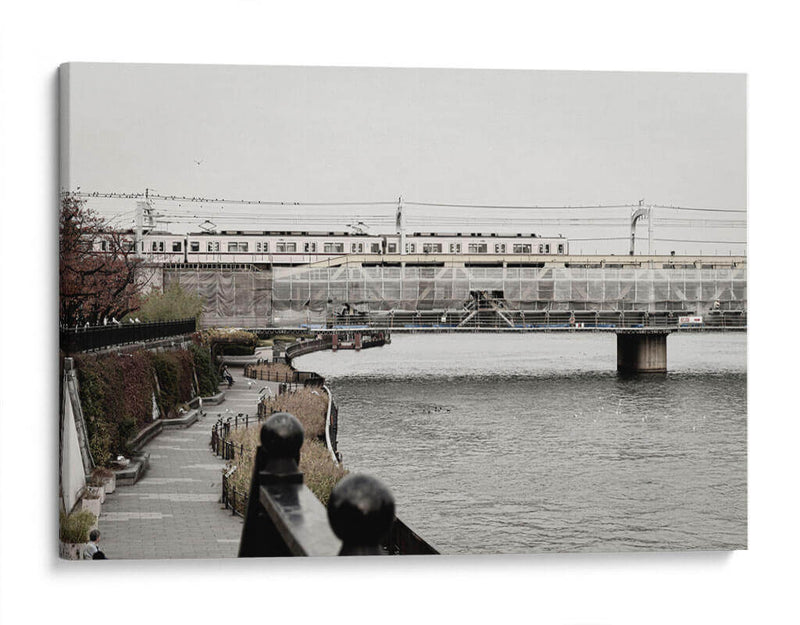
<box><xmin>269</xmin><ymin>265</ymin><xmax>747</xmax><ymax>326</ymax></box>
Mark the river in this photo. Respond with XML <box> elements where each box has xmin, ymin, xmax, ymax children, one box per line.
<box><xmin>295</xmin><ymin>332</ymin><xmax>747</xmax><ymax>554</ymax></box>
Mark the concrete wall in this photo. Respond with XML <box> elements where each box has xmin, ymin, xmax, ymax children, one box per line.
<box><xmin>60</xmin><ymin>368</ymin><xmax>89</xmax><ymax>512</ymax></box>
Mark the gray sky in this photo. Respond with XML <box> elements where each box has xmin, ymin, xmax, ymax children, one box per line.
<box><xmin>63</xmin><ymin>63</ymin><xmax>746</xmax><ymax>255</ymax></box>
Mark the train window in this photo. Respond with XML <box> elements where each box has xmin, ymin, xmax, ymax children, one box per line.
<box><xmin>276</xmin><ymin>242</ymin><xmax>297</xmax><ymax>253</ymax></box>
<box><xmin>422</xmin><ymin>243</ymin><xmax>442</xmax><ymax>253</ymax></box>
<box><xmin>207</xmin><ymin>241</ymin><xmax>220</xmax><ymax>252</ymax></box>
<box><xmin>538</xmin><ymin>244</ymin><xmax>544</xmax><ymax>254</ymax></box>
<box><xmin>257</xmin><ymin>241</ymin><xmax>270</xmax><ymax>253</ymax></box>
<box><xmin>324</xmin><ymin>242</ymin><xmax>344</xmax><ymax>253</ymax></box>
<box><xmin>357</xmin><ymin>243</ymin><xmax>363</xmax><ymax>253</ymax></box>
<box><xmin>405</xmin><ymin>243</ymin><xmax>416</xmax><ymax>253</ymax></box>
<box><xmin>558</xmin><ymin>243</ymin><xmax>564</xmax><ymax>254</ymax></box>
<box><xmin>371</xmin><ymin>243</ymin><xmax>381</xmax><ymax>253</ymax></box>
<box><xmin>304</xmin><ymin>242</ymin><xmax>317</xmax><ymax>253</ymax></box>
<box><xmin>545</xmin><ymin>244</ymin><xmax>551</xmax><ymax>254</ymax></box>
<box><xmin>449</xmin><ymin>243</ymin><xmax>462</xmax><ymax>253</ymax></box>
<box><xmin>99</xmin><ymin>241</ymin><xmax>108</xmax><ymax>252</ymax></box>
<box><xmin>513</xmin><ymin>244</ymin><xmax>531</xmax><ymax>253</ymax></box>
<box><xmin>387</xmin><ymin>243</ymin><xmax>397</xmax><ymax>253</ymax></box>
<box><xmin>190</xmin><ymin>241</ymin><xmax>200</xmax><ymax>252</ymax></box>
<box><xmin>172</xmin><ymin>241</ymin><xmax>182</xmax><ymax>252</ymax></box>
<box><xmin>351</xmin><ymin>243</ymin><xmax>357</xmax><ymax>253</ymax></box>
<box><xmin>494</xmin><ymin>244</ymin><xmax>506</xmax><ymax>253</ymax></box>
<box><xmin>468</xmin><ymin>243</ymin><xmax>487</xmax><ymax>253</ymax></box>
<box><xmin>122</xmin><ymin>240</ymin><xmax>134</xmax><ymax>252</ymax></box>
<box><xmin>151</xmin><ymin>241</ymin><xmax>165</xmax><ymax>252</ymax></box>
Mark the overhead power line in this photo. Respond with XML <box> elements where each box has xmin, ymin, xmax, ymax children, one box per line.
<box><xmin>652</xmin><ymin>204</ymin><xmax>747</xmax><ymax>213</ymax></box>
<box><xmin>653</xmin><ymin>238</ymin><xmax>747</xmax><ymax>244</ymax></box>
<box><xmin>76</xmin><ymin>191</ymin><xmax>746</xmax><ymax>214</ymax></box>
<box><xmin>404</xmin><ymin>201</ymin><xmax>638</xmax><ymax>210</ymax></box>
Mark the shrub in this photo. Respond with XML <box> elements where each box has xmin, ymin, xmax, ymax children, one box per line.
<box><xmin>220</xmin><ymin>344</ymin><xmax>255</xmax><ymax>356</ymax></box>
<box><xmin>189</xmin><ymin>343</ymin><xmax>218</xmax><ymax>397</ymax></box>
<box><xmin>74</xmin><ymin>348</ymin><xmax>199</xmax><ymax>463</ymax></box>
<box><xmin>149</xmin><ymin>350</ymin><xmax>194</xmax><ymax>418</ymax></box>
<box><xmin>133</xmin><ymin>282</ymin><xmax>204</xmax><ymax>323</ymax></box>
<box><xmin>59</xmin><ymin>509</ymin><xmax>97</xmax><ymax>543</ymax></box>
<box><xmin>197</xmin><ymin>329</ymin><xmax>258</xmax><ymax>348</ymax></box>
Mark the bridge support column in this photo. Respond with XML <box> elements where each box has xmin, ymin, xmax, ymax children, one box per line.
<box><xmin>616</xmin><ymin>330</ymin><xmax>670</xmax><ymax>373</ymax></box>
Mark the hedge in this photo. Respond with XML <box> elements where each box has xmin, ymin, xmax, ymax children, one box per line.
<box><xmin>75</xmin><ymin>346</ymin><xmax>217</xmax><ymax>465</ymax></box>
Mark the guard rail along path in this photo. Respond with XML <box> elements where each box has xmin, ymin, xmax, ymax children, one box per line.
<box><xmin>235</xmin><ymin>412</ymin><xmax>438</xmax><ymax>556</ymax></box>
<box><xmin>59</xmin><ymin>318</ymin><xmax>197</xmax><ymax>353</ymax></box>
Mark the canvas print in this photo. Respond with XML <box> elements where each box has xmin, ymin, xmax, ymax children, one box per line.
<box><xmin>58</xmin><ymin>63</ymin><xmax>746</xmax><ymax>559</ymax></box>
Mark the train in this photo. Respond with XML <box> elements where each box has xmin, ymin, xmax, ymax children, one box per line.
<box><xmin>101</xmin><ymin>229</ymin><xmax>570</xmax><ymax>265</ymax></box>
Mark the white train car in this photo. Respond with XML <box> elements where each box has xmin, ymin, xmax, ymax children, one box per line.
<box><xmin>98</xmin><ymin>230</ymin><xmax>569</xmax><ymax>264</ymax></box>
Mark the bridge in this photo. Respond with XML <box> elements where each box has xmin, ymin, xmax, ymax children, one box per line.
<box><xmin>303</xmin><ymin>252</ymin><xmax>746</xmax><ymax>269</ymax></box>
<box><xmin>157</xmin><ymin>253</ymin><xmax>747</xmax><ymax>330</ymax></box>
<box><xmin>260</xmin><ymin>313</ymin><xmax>742</xmax><ymax>375</ymax></box>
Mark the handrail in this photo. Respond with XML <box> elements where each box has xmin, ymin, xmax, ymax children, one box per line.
<box><xmin>237</xmin><ymin>414</ymin><xmax>438</xmax><ymax>556</ymax></box>
<box><xmin>59</xmin><ymin>318</ymin><xmax>197</xmax><ymax>353</ymax></box>
<box><xmin>322</xmin><ymin>384</ymin><xmax>338</xmax><ymax>465</ymax></box>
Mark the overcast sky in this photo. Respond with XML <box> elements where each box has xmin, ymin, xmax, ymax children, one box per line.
<box><xmin>62</xmin><ymin>63</ymin><xmax>746</xmax><ymax>255</ymax></box>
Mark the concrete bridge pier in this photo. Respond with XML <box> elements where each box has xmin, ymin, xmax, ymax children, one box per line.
<box><xmin>616</xmin><ymin>329</ymin><xmax>672</xmax><ymax>373</ymax></box>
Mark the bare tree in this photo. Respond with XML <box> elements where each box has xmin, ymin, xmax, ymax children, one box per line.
<box><xmin>59</xmin><ymin>193</ymin><xmax>146</xmax><ymax>326</ymax></box>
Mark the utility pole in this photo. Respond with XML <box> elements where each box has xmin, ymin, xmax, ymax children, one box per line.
<box><xmin>396</xmin><ymin>195</ymin><xmax>405</xmax><ymax>255</ymax></box>
<box><xmin>135</xmin><ymin>199</ymin><xmax>144</xmax><ymax>258</ymax></box>
<box><xmin>135</xmin><ymin>188</ymin><xmax>154</xmax><ymax>258</ymax></box>
<box><xmin>629</xmin><ymin>199</ymin><xmax>652</xmax><ymax>256</ymax></box>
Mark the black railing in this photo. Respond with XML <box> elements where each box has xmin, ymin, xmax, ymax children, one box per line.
<box><xmin>237</xmin><ymin>413</ymin><xmax>439</xmax><ymax>556</ymax></box>
<box><xmin>359</xmin><ymin>309</ymin><xmax>747</xmax><ymax>330</ymax></box>
<box><xmin>59</xmin><ymin>318</ymin><xmax>197</xmax><ymax>353</ymax></box>
<box><xmin>243</xmin><ymin>362</ymin><xmax>326</xmax><ymax>387</ymax></box>
<box><xmin>284</xmin><ymin>336</ymin><xmax>333</xmax><ymax>361</ymax></box>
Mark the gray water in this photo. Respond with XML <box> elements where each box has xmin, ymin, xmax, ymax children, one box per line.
<box><xmin>296</xmin><ymin>333</ymin><xmax>747</xmax><ymax>554</ymax></box>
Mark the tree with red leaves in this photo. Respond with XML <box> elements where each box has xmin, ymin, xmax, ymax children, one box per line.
<box><xmin>59</xmin><ymin>193</ymin><xmax>145</xmax><ymax>326</ymax></box>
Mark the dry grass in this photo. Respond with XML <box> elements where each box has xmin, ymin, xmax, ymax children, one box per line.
<box><xmin>249</xmin><ymin>362</ymin><xmax>295</xmax><ymax>377</ymax></box>
<box><xmin>224</xmin><ymin>387</ymin><xmax>347</xmax><ymax>512</ymax></box>
<box><xmin>261</xmin><ymin>388</ymin><xmax>328</xmax><ymax>439</ymax></box>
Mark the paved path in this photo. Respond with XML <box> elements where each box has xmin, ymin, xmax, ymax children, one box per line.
<box><xmin>98</xmin><ymin>360</ymin><xmax>276</xmax><ymax>560</ymax></box>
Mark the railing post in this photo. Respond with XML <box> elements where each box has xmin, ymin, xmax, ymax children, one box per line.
<box><xmin>238</xmin><ymin>412</ymin><xmax>304</xmax><ymax>557</ymax></box>
<box><xmin>327</xmin><ymin>474</ymin><xmax>395</xmax><ymax>556</ymax></box>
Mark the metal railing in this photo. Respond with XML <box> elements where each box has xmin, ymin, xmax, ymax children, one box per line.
<box><xmin>59</xmin><ymin>318</ymin><xmax>197</xmax><ymax>353</ymax></box>
<box><xmin>243</xmin><ymin>362</ymin><xmax>326</xmax><ymax>387</ymax></box>
<box><xmin>237</xmin><ymin>413</ymin><xmax>439</xmax><ymax>556</ymax></box>
<box><xmin>322</xmin><ymin>309</ymin><xmax>747</xmax><ymax>331</ymax></box>
<box><xmin>211</xmin><ymin>403</ymin><xmax>436</xmax><ymax>554</ymax></box>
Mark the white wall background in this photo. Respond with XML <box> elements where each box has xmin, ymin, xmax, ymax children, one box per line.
<box><xmin>1</xmin><ymin>2</ymin><xmax>797</xmax><ymax>624</ymax></box>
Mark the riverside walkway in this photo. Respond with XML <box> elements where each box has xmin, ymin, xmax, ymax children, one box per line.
<box><xmin>97</xmin><ymin>363</ymin><xmax>275</xmax><ymax>560</ymax></box>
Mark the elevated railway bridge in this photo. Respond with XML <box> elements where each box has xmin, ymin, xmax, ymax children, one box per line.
<box><xmin>154</xmin><ymin>252</ymin><xmax>746</xmax><ymax>372</ymax></box>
